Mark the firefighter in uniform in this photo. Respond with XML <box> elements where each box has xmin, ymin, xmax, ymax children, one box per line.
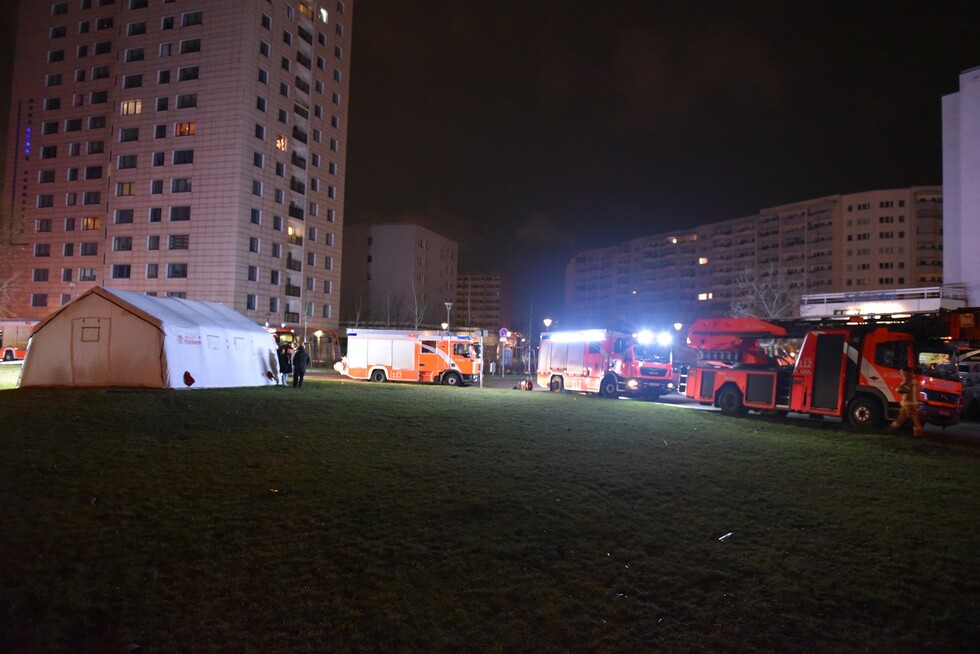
<box><xmin>891</xmin><ymin>366</ymin><xmax>924</xmax><ymax>437</ymax></box>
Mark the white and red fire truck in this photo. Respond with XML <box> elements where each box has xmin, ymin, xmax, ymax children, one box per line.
<box><xmin>537</xmin><ymin>328</ymin><xmax>678</xmax><ymax>399</ymax></box>
<box><xmin>0</xmin><ymin>319</ymin><xmax>38</xmax><ymax>361</ymax></box>
<box><xmin>683</xmin><ymin>317</ymin><xmax>962</xmax><ymax>429</ymax></box>
<box><xmin>334</xmin><ymin>329</ymin><xmax>481</xmax><ymax>386</ymax></box>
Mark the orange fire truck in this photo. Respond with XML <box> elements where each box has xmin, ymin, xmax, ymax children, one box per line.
<box><xmin>683</xmin><ymin>317</ymin><xmax>962</xmax><ymax>429</ymax></box>
<box><xmin>0</xmin><ymin>319</ymin><xmax>38</xmax><ymax>361</ymax></box>
<box><xmin>333</xmin><ymin>329</ymin><xmax>481</xmax><ymax>386</ymax></box>
<box><xmin>537</xmin><ymin>328</ymin><xmax>678</xmax><ymax>398</ymax></box>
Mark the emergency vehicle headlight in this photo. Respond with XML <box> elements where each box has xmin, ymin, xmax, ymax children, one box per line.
<box><xmin>657</xmin><ymin>331</ymin><xmax>673</xmax><ymax>347</ymax></box>
<box><xmin>636</xmin><ymin>330</ymin><xmax>654</xmax><ymax>345</ymax></box>
<box><xmin>667</xmin><ymin>382</ymin><xmax>675</xmax><ymax>390</ymax></box>
<box><xmin>627</xmin><ymin>379</ymin><xmax>639</xmax><ymax>390</ymax></box>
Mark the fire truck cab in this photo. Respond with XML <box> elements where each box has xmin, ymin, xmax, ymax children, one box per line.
<box><xmin>685</xmin><ymin>317</ymin><xmax>961</xmax><ymax>429</ymax></box>
<box><xmin>0</xmin><ymin>320</ymin><xmax>38</xmax><ymax>361</ymax></box>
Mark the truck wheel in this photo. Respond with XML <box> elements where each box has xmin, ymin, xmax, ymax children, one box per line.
<box><xmin>847</xmin><ymin>396</ymin><xmax>882</xmax><ymax>429</ymax></box>
<box><xmin>369</xmin><ymin>369</ymin><xmax>387</xmax><ymax>383</ymax></box>
<box><xmin>599</xmin><ymin>376</ymin><xmax>618</xmax><ymax>398</ymax></box>
<box><xmin>2</xmin><ymin>351</ymin><xmax>12</xmax><ymax>362</ymax></box>
<box><xmin>549</xmin><ymin>376</ymin><xmax>563</xmax><ymax>392</ymax></box>
<box><xmin>442</xmin><ymin>371</ymin><xmax>463</xmax><ymax>387</ymax></box>
<box><xmin>717</xmin><ymin>386</ymin><xmax>746</xmax><ymax>416</ymax></box>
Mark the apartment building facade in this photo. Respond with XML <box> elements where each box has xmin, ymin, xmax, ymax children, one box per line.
<box><xmin>455</xmin><ymin>273</ymin><xmax>502</xmax><ymax>331</ymax></box>
<box><xmin>565</xmin><ymin>187</ymin><xmax>943</xmax><ymax>326</ymax></box>
<box><xmin>2</xmin><ymin>0</ymin><xmax>352</xmax><ymax>335</ymax></box>
<box><xmin>341</xmin><ymin>223</ymin><xmax>458</xmax><ymax>329</ymax></box>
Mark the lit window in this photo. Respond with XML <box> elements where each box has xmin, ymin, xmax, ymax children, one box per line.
<box><xmin>121</xmin><ymin>100</ymin><xmax>142</xmax><ymax>115</ymax></box>
<box><xmin>175</xmin><ymin>121</ymin><xmax>196</xmax><ymax>136</ymax></box>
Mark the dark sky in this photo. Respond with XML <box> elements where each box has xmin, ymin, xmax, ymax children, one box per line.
<box><xmin>345</xmin><ymin>0</ymin><xmax>980</xmax><ymax>326</ymax></box>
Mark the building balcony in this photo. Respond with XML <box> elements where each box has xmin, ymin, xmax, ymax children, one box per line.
<box><xmin>285</xmin><ymin>285</ymin><xmax>301</xmax><ymax>297</ymax></box>
<box><xmin>286</xmin><ymin>257</ymin><xmax>303</xmax><ymax>272</ymax></box>
<box><xmin>284</xmin><ymin>312</ymin><xmax>300</xmax><ymax>323</ymax></box>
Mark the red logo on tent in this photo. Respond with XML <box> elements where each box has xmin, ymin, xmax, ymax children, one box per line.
<box><xmin>183</xmin><ymin>371</ymin><xmax>195</xmax><ymax>386</ymax></box>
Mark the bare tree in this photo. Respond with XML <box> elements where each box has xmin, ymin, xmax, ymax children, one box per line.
<box><xmin>409</xmin><ymin>277</ymin><xmax>426</xmax><ymax>329</ymax></box>
<box><xmin>730</xmin><ymin>263</ymin><xmax>800</xmax><ymax>319</ymax></box>
<box><xmin>349</xmin><ymin>294</ymin><xmax>365</xmax><ymax>328</ymax></box>
<box><xmin>0</xmin><ymin>242</ymin><xmax>22</xmax><ymax>319</ymax></box>
<box><xmin>382</xmin><ymin>292</ymin><xmax>407</xmax><ymax>328</ymax></box>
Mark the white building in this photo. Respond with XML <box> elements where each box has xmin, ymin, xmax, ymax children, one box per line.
<box><xmin>2</xmin><ymin>0</ymin><xmax>353</xmax><ymax>338</ymax></box>
<box><xmin>341</xmin><ymin>224</ymin><xmax>458</xmax><ymax>328</ymax></box>
<box><xmin>942</xmin><ymin>65</ymin><xmax>980</xmax><ymax>303</ymax></box>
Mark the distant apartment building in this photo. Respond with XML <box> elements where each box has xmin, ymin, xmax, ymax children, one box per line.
<box><xmin>455</xmin><ymin>273</ymin><xmax>502</xmax><ymax>331</ymax></box>
<box><xmin>341</xmin><ymin>223</ymin><xmax>457</xmax><ymax>328</ymax></box>
<box><xmin>2</xmin><ymin>0</ymin><xmax>353</xmax><ymax>335</ymax></box>
<box><xmin>943</xmin><ymin>65</ymin><xmax>980</xmax><ymax>304</ymax></box>
<box><xmin>565</xmin><ymin>187</ymin><xmax>943</xmax><ymax>326</ymax></box>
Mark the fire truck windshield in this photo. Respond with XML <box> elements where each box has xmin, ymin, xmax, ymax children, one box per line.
<box><xmin>632</xmin><ymin>342</ymin><xmax>670</xmax><ymax>363</ymax></box>
<box><xmin>916</xmin><ymin>339</ymin><xmax>959</xmax><ymax>380</ymax></box>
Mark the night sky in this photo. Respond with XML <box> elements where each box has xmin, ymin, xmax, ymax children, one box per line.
<box><xmin>3</xmin><ymin>1</ymin><xmax>980</xmax><ymax>328</ymax></box>
<box><xmin>345</xmin><ymin>0</ymin><xmax>980</xmax><ymax>327</ymax></box>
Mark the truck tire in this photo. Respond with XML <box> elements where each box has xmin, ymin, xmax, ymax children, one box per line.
<box><xmin>847</xmin><ymin>396</ymin><xmax>882</xmax><ymax>429</ymax></box>
<box><xmin>369</xmin><ymin>369</ymin><xmax>387</xmax><ymax>383</ymax></box>
<box><xmin>442</xmin><ymin>371</ymin><xmax>463</xmax><ymax>387</ymax></box>
<box><xmin>599</xmin><ymin>376</ymin><xmax>618</xmax><ymax>398</ymax></box>
<box><xmin>717</xmin><ymin>386</ymin><xmax>747</xmax><ymax>416</ymax></box>
<box><xmin>549</xmin><ymin>376</ymin><xmax>563</xmax><ymax>392</ymax></box>
<box><xmin>2</xmin><ymin>351</ymin><xmax>12</xmax><ymax>362</ymax></box>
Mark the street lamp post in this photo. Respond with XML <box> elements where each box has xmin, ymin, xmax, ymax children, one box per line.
<box><xmin>444</xmin><ymin>301</ymin><xmax>453</xmax><ymax>330</ymax></box>
<box><xmin>543</xmin><ymin>317</ymin><xmax>552</xmax><ymax>332</ymax></box>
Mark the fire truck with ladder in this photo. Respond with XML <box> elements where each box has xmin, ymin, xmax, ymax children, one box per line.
<box><xmin>682</xmin><ymin>317</ymin><xmax>962</xmax><ymax>429</ymax></box>
<box><xmin>537</xmin><ymin>328</ymin><xmax>679</xmax><ymax>399</ymax></box>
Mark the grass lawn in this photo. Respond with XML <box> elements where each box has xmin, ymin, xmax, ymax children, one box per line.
<box><xmin>1</xmin><ymin>378</ymin><xmax>978</xmax><ymax>653</ymax></box>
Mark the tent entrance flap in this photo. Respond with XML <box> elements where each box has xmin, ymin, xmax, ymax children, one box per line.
<box><xmin>71</xmin><ymin>317</ymin><xmax>111</xmax><ymax>386</ymax></box>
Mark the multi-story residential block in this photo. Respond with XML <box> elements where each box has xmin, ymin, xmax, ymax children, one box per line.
<box><xmin>341</xmin><ymin>223</ymin><xmax>458</xmax><ymax>328</ymax></box>
<box><xmin>943</xmin><ymin>65</ymin><xmax>980</xmax><ymax>304</ymax></box>
<box><xmin>455</xmin><ymin>273</ymin><xmax>502</xmax><ymax>331</ymax></box>
<box><xmin>564</xmin><ymin>187</ymin><xmax>943</xmax><ymax>326</ymax></box>
<box><xmin>2</xmin><ymin>0</ymin><xmax>352</xmax><ymax>339</ymax></box>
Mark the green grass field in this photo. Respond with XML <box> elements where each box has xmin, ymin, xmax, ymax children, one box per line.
<box><xmin>1</xmin><ymin>378</ymin><xmax>978</xmax><ymax>653</ymax></box>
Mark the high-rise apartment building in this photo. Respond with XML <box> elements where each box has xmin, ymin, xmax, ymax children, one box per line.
<box><xmin>455</xmin><ymin>273</ymin><xmax>502</xmax><ymax>331</ymax></box>
<box><xmin>943</xmin><ymin>65</ymin><xmax>980</xmax><ymax>304</ymax></box>
<box><xmin>565</xmin><ymin>187</ymin><xmax>943</xmax><ymax>327</ymax></box>
<box><xmin>341</xmin><ymin>223</ymin><xmax>458</xmax><ymax>328</ymax></box>
<box><xmin>2</xmin><ymin>0</ymin><xmax>352</xmax><ymax>336</ymax></box>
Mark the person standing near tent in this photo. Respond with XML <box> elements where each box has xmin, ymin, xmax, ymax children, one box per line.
<box><xmin>277</xmin><ymin>345</ymin><xmax>292</xmax><ymax>386</ymax></box>
<box><xmin>292</xmin><ymin>344</ymin><xmax>310</xmax><ymax>387</ymax></box>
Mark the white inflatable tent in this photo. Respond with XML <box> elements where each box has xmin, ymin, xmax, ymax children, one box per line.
<box><xmin>19</xmin><ymin>287</ymin><xmax>280</xmax><ymax>389</ymax></box>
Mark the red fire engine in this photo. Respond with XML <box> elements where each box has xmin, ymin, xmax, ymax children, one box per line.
<box><xmin>537</xmin><ymin>328</ymin><xmax>678</xmax><ymax>399</ymax></box>
<box><xmin>684</xmin><ymin>317</ymin><xmax>962</xmax><ymax>429</ymax></box>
